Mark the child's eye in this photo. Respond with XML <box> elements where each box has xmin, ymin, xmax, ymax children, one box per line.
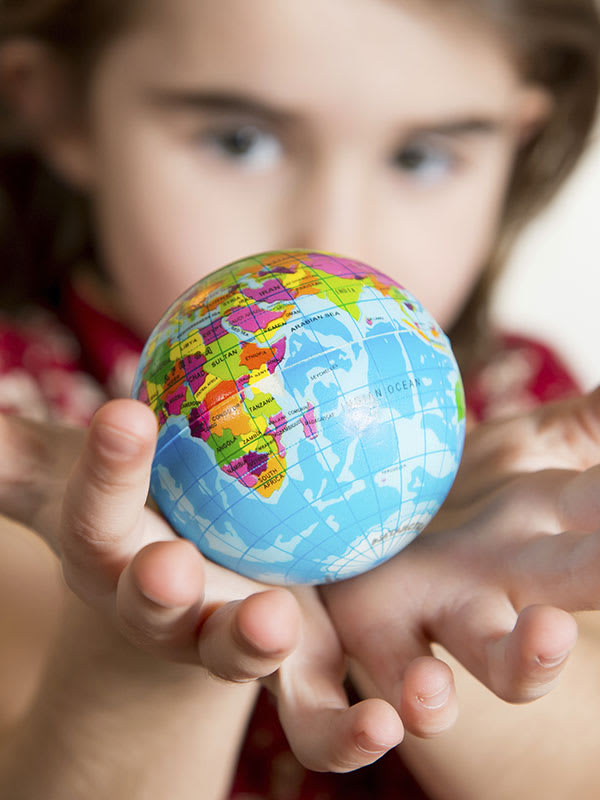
<box><xmin>198</xmin><ymin>124</ymin><xmax>283</xmax><ymax>170</ymax></box>
<box><xmin>391</xmin><ymin>141</ymin><xmax>458</xmax><ymax>182</ymax></box>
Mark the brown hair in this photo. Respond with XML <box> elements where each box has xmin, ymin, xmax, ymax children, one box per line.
<box><xmin>447</xmin><ymin>0</ymin><xmax>600</xmax><ymax>369</ymax></box>
<box><xmin>0</xmin><ymin>0</ymin><xmax>599</xmax><ymax>372</ymax></box>
<box><xmin>0</xmin><ymin>0</ymin><xmax>137</xmax><ymax>309</ymax></box>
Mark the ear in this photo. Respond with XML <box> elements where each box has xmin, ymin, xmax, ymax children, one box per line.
<box><xmin>516</xmin><ymin>85</ymin><xmax>554</xmax><ymax>145</ymax></box>
<box><xmin>0</xmin><ymin>39</ymin><xmax>95</xmax><ymax>189</ymax></box>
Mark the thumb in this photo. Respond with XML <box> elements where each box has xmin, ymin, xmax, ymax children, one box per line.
<box><xmin>60</xmin><ymin>398</ymin><xmax>164</xmax><ymax>605</ymax></box>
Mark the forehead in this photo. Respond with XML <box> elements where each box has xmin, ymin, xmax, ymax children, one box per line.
<box><xmin>104</xmin><ymin>0</ymin><xmax>522</xmax><ymax>121</ymax></box>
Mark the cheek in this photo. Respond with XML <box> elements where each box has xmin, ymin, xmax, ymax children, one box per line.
<box><xmin>374</xmin><ymin>210</ymin><xmax>499</xmax><ymax>331</ymax></box>
<box><xmin>91</xmin><ymin>149</ymin><xmax>283</xmax><ymax>338</ymax></box>
<box><xmin>385</xmin><ymin>167</ymin><xmax>512</xmax><ymax>329</ymax></box>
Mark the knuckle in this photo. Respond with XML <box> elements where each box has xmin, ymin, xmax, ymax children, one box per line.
<box><xmin>62</xmin><ymin>503</ymin><xmax>123</xmax><ymax>550</ymax></box>
<box><xmin>85</xmin><ymin>454</ymin><xmax>139</xmax><ymax>494</ymax></box>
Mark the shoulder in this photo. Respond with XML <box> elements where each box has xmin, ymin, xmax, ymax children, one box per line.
<box><xmin>0</xmin><ymin>306</ymin><xmax>106</xmax><ymax>425</ymax></box>
<box><xmin>464</xmin><ymin>332</ymin><xmax>580</xmax><ymax>423</ymax></box>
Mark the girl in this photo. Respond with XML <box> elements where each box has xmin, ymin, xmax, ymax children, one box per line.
<box><xmin>0</xmin><ymin>1</ymin><xmax>599</xmax><ymax>798</ymax></box>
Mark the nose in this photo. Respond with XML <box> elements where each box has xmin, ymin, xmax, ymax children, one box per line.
<box><xmin>285</xmin><ymin>152</ymin><xmax>373</xmax><ymax>262</ymax></box>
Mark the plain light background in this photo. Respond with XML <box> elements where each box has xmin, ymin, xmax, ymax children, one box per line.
<box><xmin>491</xmin><ymin>128</ymin><xmax>600</xmax><ymax>390</ymax></box>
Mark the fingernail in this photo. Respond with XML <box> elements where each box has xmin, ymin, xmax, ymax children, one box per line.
<box><xmin>536</xmin><ymin>650</ymin><xmax>571</xmax><ymax>669</ymax></box>
<box><xmin>356</xmin><ymin>732</ymin><xmax>392</xmax><ymax>754</ymax></box>
<box><xmin>417</xmin><ymin>683</ymin><xmax>451</xmax><ymax>710</ymax></box>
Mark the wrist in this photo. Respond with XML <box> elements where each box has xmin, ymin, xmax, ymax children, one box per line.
<box><xmin>1</xmin><ymin>593</ymin><xmax>259</xmax><ymax>800</ymax></box>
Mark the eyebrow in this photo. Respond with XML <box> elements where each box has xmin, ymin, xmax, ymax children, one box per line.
<box><xmin>145</xmin><ymin>89</ymin><xmax>298</xmax><ymax>126</ymax></box>
<box><xmin>145</xmin><ymin>88</ymin><xmax>506</xmax><ymax>138</ymax></box>
<box><xmin>407</xmin><ymin>119</ymin><xmax>505</xmax><ymax>138</ymax></box>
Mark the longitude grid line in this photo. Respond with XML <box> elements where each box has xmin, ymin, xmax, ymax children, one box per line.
<box><xmin>368</xmin><ymin>287</ymin><xmax>462</xmax><ymax>545</ymax></box>
<box><xmin>231</xmin><ymin>255</ymin><xmax>374</xmax><ymax>575</ymax></box>
<box><xmin>279</xmin><ymin>260</ymin><xmax>386</xmax><ymax>566</ymax></box>
<box><xmin>178</xmin><ymin>254</ymin><xmax>342</xmax><ymax>567</ymax></box>
<box><xmin>203</xmin><ymin>267</ymin><xmax>289</xmax><ymax>496</ymax></box>
<box><xmin>427</xmin><ymin>372</ymin><xmax>452</xmax><ymax>513</ymax></box>
<box><xmin>148</xmin><ymin>312</ymin><xmax>204</xmax><ymax>517</ymax></box>
<box><xmin>279</xmin><ymin>253</ymin><xmax>393</xmax><ymax>568</ymax></box>
<box><xmin>220</xmin><ymin>257</ymin><xmax>308</xmax><ymax>520</ymax></box>
<box><xmin>163</xmin><ymin>257</ymin><xmax>289</xmax><ymax>552</ymax></box>
<box><xmin>370</xmin><ymin>285</ymin><xmax>430</xmax><ymax>550</ymax></box>
<box><xmin>309</xmin><ymin>255</ymin><xmax>408</xmax><ymax>561</ymax></box>
<box><xmin>407</xmin><ymin>366</ymin><xmax>441</xmax><ymax>530</ymax></box>
<box><xmin>372</xmin><ymin>289</ymin><xmax>446</xmax><ymax>534</ymax></box>
<box><xmin>398</xmin><ymin>359</ymin><xmax>454</xmax><ymax>533</ymax></box>
<box><xmin>276</xmin><ymin>438</ymin><xmax>381</xmax><ymax>580</ymax></box>
<box><xmin>230</xmin><ymin>252</ymin><xmax>384</xmax><ymax>574</ymax></box>
<box><xmin>144</xmin><ymin>260</ymin><xmax>319</xmax><ymax>564</ymax></box>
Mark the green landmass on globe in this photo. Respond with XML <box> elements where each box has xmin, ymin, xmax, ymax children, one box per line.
<box><xmin>132</xmin><ymin>250</ymin><xmax>465</xmax><ymax>585</ymax></box>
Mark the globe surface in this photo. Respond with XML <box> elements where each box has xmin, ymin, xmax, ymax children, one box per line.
<box><xmin>132</xmin><ymin>251</ymin><xmax>465</xmax><ymax>585</ymax></box>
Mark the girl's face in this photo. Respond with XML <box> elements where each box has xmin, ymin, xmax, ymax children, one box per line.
<box><xmin>73</xmin><ymin>0</ymin><xmax>547</xmax><ymax>337</ymax></box>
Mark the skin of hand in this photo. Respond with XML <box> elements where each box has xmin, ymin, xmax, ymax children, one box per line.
<box><xmin>4</xmin><ymin>388</ymin><xmax>599</xmax><ymax>778</ymax></box>
<box><xmin>321</xmin><ymin>388</ymin><xmax>600</xmax><ymax>735</ymax></box>
<box><xmin>0</xmin><ymin>399</ymin><xmax>404</xmax><ymax>774</ymax></box>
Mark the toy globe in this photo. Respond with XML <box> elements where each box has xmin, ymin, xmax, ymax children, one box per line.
<box><xmin>132</xmin><ymin>250</ymin><xmax>465</xmax><ymax>585</ymax></box>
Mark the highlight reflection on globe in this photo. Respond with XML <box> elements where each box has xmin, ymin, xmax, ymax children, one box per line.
<box><xmin>132</xmin><ymin>250</ymin><xmax>465</xmax><ymax>585</ymax></box>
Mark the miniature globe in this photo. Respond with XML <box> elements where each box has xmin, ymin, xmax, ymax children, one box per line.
<box><xmin>132</xmin><ymin>250</ymin><xmax>465</xmax><ymax>585</ymax></box>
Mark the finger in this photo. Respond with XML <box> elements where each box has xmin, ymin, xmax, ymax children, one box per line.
<box><xmin>398</xmin><ymin>657</ymin><xmax>458</xmax><ymax>737</ymax></box>
<box><xmin>272</xmin><ymin>587</ymin><xmax>403</xmax><ymax>771</ymax></box>
<box><xmin>439</xmin><ymin>463</ymin><xmax>600</xmax><ymax>541</ymax></box>
<box><xmin>277</xmin><ymin>685</ymin><xmax>403</xmax><ymax>772</ymax></box>
<box><xmin>197</xmin><ymin>588</ymin><xmax>301</xmax><ymax>681</ymax></box>
<box><xmin>486</xmin><ymin>605</ymin><xmax>577</xmax><ymax>702</ymax></box>
<box><xmin>348</xmin><ymin>635</ymin><xmax>457</xmax><ymax>739</ymax></box>
<box><xmin>61</xmin><ymin>399</ymin><xmax>164</xmax><ymax>603</ymax></box>
<box><xmin>322</xmin><ymin>567</ymin><xmax>457</xmax><ymax>738</ymax></box>
<box><xmin>443</xmin><ymin>388</ymin><xmax>600</xmax><ymax>512</ymax></box>
<box><xmin>507</xmin><ymin>530</ymin><xmax>600</xmax><ymax>612</ymax></box>
<box><xmin>502</xmin><ymin>464</ymin><xmax>600</xmax><ymax>535</ymax></box>
<box><xmin>498</xmin><ymin>467</ymin><xmax>600</xmax><ymax>612</ymax></box>
<box><xmin>433</xmin><ymin>595</ymin><xmax>577</xmax><ymax>703</ymax></box>
<box><xmin>557</xmin><ymin>464</ymin><xmax>600</xmax><ymax>531</ymax></box>
<box><xmin>116</xmin><ymin>539</ymin><xmax>207</xmax><ymax>662</ymax></box>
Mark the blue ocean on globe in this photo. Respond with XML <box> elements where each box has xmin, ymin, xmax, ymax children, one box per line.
<box><xmin>132</xmin><ymin>250</ymin><xmax>465</xmax><ymax>585</ymax></box>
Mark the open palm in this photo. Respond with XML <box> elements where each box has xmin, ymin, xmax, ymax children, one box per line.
<box><xmin>322</xmin><ymin>390</ymin><xmax>600</xmax><ymax>730</ymax></box>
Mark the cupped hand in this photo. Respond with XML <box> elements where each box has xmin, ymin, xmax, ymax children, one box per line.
<box><xmin>0</xmin><ymin>399</ymin><xmax>403</xmax><ymax>771</ymax></box>
<box><xmin>321</xmin><ymin>388</ymin><xmax>600</xmax><ymax>736</ymax></box>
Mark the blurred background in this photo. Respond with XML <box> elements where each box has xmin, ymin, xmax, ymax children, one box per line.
<box><xmin>492</xmin><ymin>127</ymin><xmax>600</xmax><ymax>390</ymax></box>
